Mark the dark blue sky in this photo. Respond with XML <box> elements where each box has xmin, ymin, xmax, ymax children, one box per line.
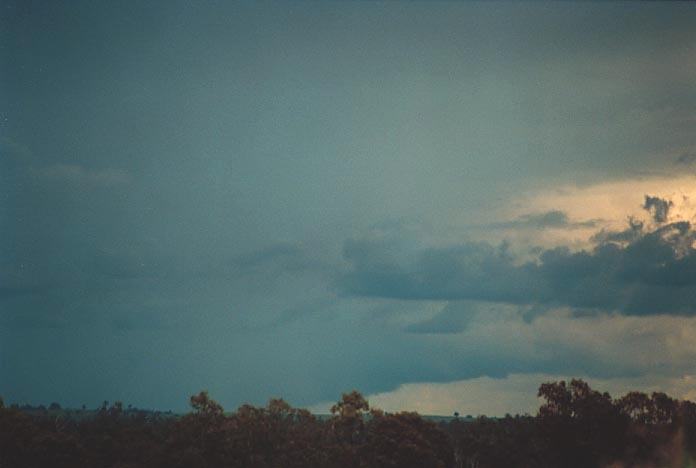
<box><xmin>3</xmin><ymin>1</ymin><xmax>696</xmax><ymax>414</ymax></box>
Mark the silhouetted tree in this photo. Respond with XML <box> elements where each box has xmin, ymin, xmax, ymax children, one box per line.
<box><xmin>537</xmin><ymin>379</ymin><xmax>627</xmax><ymax>467</ymax></box>
<box><xmin>5</xmin><ymin>381</ymin><xmax>696</xmax><ymax>468</ymax></box>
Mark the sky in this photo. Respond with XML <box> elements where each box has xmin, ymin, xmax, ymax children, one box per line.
<box><xmin>2</xmin><ymin>0</ymin><xmax>696</xmax><ymax>415</ymax></box>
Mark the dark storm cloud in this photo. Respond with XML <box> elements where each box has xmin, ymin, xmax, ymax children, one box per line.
<box><xmin>488</xmin><ymin>210</ymin><xmax>598</xmax><ymax>230</ymax></box>
<box><xmin>643</xmin><ymin>195</ymin><xmax>673</xmax><ymax>223</ymax></box>
<box><xmin>341</xmin><ymin>218</ymin><xmax>696</xmax><ymax>316</ymax></box>
<box><xmin>3</xmin><ymin>0</ymin><xmax>696</xmax><ymax>411</ymax></box>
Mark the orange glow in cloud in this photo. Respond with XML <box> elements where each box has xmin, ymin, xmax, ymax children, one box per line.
<box><xmin>482</xmin><ymin>175</ymin><xmax>696</xmax><ymax>252</ymax></box>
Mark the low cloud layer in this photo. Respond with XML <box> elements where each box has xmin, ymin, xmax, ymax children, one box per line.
<box><xmin>307</xmin><ymin>309</ymin><xmax>696</xmax><ymax>415</ymax></box>
<box><xmin>341</xmin><ymin>211</ymin><xmax>696</xmax><ymax>316</ymax></box>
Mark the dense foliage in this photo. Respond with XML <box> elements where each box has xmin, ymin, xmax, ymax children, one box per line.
<box><xmin>2</xmin><ymin>379</ymin><xmax>696</xmax><ymax>467</ymax></box>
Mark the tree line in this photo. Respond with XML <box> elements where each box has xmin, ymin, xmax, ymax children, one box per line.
<box><xmin>2</xmin><ymin>379</ymin><xmax>696</xmax><ymax>467</ymax></box>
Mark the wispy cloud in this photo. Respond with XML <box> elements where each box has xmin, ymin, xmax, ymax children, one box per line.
<box><xmin>487</xmin><ymin>210</ymin><xmax>599</xmax><ymax>230</ymax></box>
